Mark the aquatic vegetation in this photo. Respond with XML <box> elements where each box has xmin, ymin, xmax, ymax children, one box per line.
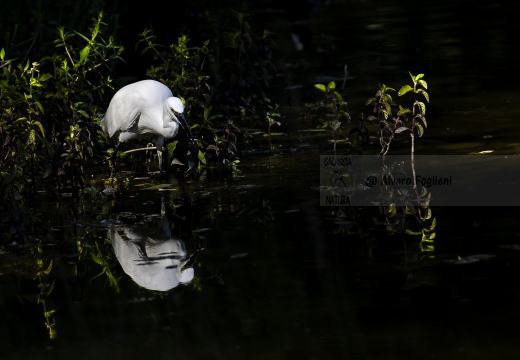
<box><xmin>137</xmin><ymin>16</ymin><xmax>284</xmax><ymax>175</ymax></box>
<box><xmin>32</xmin><ymin>241</ymin><xmax>58</xmax><ymax>339</ymax></box>
<box><xmin>0</xmin><ymin>4</ymin><xmax>289</xmax><ymax>242</ymax></box>
<box><xmin>312</xmin><ymin>73</ymin><xmax>435</xmax><ymax>256</ymax></box>
<box><xmin>308</xmin><ymin>81</ymin><xmax>351</xmax><ymax>154</ymax></box>
<box><xmin>1</xmin><ymin>12</ymin><xmax>123</xmax><ymax>241</ymax></box>
<box><xmin>0</xmin><ymin>223</ymin><xmax>121</xmax><ymax>340</ymax></box>
<box><xmin>367</xmin><ymin>74</ymin><xmax>435</xmax><ymax>255</ymax></box>
<box><xmin>366</xmin><ymin>72</ymin><xmax>429</xmax><ymax>156</ymax></box>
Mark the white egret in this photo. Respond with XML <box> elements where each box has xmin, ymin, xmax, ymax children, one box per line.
<box><xmin>108</xmin><ymin>214</ymin><xmax>196</xmax><ymax>291</ymax></box>
<box><xmin>101</xmin><ymin>79</ymin><xmax>192</xmax><ymax>171</ymax></box>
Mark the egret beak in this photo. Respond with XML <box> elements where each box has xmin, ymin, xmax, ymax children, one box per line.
<box><xmin>181</xmin><ymin>247</ymin><xmax>202</xmax><ymax>271</ymax></box>
<box><xmin>178</xmin><ymin>113</ymin><xmax>194</xmax><ymax>141</ymax></box>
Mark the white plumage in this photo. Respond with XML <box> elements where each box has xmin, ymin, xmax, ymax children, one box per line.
<box><xmin>109</xmin><ymin>219</ymin><xmax>195</xmax><ymax>291</ymax></box>
<box><xmin>101</xmin><ymin>79</ymin><xmax>189</xmax><ymax>170</ymax></box>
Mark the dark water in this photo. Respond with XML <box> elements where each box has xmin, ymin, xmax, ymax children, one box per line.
<box><xmin>3</xmin><ymin>1</ymin><xmax>520</xmax><ymax>359</ymax></box>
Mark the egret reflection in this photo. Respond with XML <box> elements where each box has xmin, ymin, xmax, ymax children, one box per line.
<box><xmin>108</xmin><ymin>214</ymin><xmax>196</xmax><ymax>291</ymax></box>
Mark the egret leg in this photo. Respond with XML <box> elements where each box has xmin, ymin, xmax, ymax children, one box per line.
<box><xmin>156</xmin><ymin>148</ymin><xmax>170</xmax><ymax>177</ymax></box>
<box><xmin>155</xmin><ymin>135</ymin><xmax>165</xmax><ymax>175</ymax></box>
<box><xmin>157</xmin><ymin>149</ymin><xmax>163</xmax><ymax>171</ymax></box>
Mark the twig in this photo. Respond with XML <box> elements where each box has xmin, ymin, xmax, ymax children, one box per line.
<box><xmin>123</xmin><ymin>146</ymin><xmax>159</xmax><ymax>154</ymax></box>
<box><xmin>0</xmin><ymin>61</ymin><xmax>13</xmax><ymax>69</ymax></box>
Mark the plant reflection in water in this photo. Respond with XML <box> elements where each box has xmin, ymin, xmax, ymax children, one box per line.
<box><xmin>108</xmin><ymin>213</ymin><xmax>201</xmax><ymax>291</ymax></box>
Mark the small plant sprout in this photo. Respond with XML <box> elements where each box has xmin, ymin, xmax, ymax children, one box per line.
<box><xmin>265</xmin><ymin>111</ymin><xmax>282</xmax><ymax>149</ymax></box>
<box><xmin>365</xmin><ymin>73</ymin><xmax>429</xmax><ymax>157</ymax></box>
<box><xmin>365</xmin><ymin>83</ymin><xmax>397</xmax><ymax>155</ymax></box>
<box><xmin>313</xmin><ymin>81</ymin><xmax>350</xmax><ymax>154</ymax></box>
<box><xmin>266</xmin><ymin>111</ymin><xmax>281</xmax><ymax>134</ymax></box>
<box><xmin>395</xmin><ymin>72</ymin><xmax>429</xmax><ymax>155</ymax></box>
<box><xmin>394</xmin><ymin>72</ymin><xmax>429</xmax><ymax>193</ymax></box>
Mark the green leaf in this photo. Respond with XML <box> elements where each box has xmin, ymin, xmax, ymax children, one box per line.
<box><xmin>77</xmin><ymin>110</ymin><xmax>89</xmax><ymax>118</ymax></box>
<box><xmin>415</xmin><ymin>101</ymin><xmax>426</xmax><ymax>114</ymax></box>
<box><xmin>333</xmin><ymin>91</ymin><xmax>343</xmax><ymax>102</ymax></box>
<box><xmin>78</xmin><ymin>45</ymin><xmax>90</xmax><ymax>66</ymax></box>
<box><xmin>339</xmin><ymin>110</ymin><xmax>351</xmax><ymax>121</ymax></box>
<box><xmin>381</xmin><ymin>84</ymin><xmax>395</xmax><ymax>93</ymax></box>
<box><xmin>39</xmin><ymin>73</ymin><xmax>53</xmax><ymax>82</ymax></box>
<box><xmin>416</xmin><ymin>123</ymin><xmax>424</xmax><ymax>137</ymax></box>
<box><xmin>34</xmin><ymin>121</ymin><xmax>45</xmax><ymax>137</ymax></box>
<box><xmin>43</xmin><ymin>310</ymin><xmax>57</xmax><ymax>319</ymax></box>
<box><xmin>383</xmin><ymin>93</ymin><xmax>393</xmax><ymax>103</ymax></box>
<box><xmin>74</xmin><ymin>31</ymin><xmax>90</xmax><ymax>42</ymax></box>
<box><xmin>384</xmin><ymin>102</ymin><xmax>392</xmax><ymax>116</ymax></box>
<box><xmin>0</xmin><ymin>48</ymin><xmax>4</xmax><ymax>61</ymax></box>
<box><xmin>167</xmin><ymin>140</ymin><xmax>177</xmax><ymax>158</ymax></box>
<box><xmin>58</xmin><ymin>26</ymin><xmax>66</xmax><ymax>38</ymax></box>
<box><xmin>90</xmin><ymin>252</ymin><xmax>103</xmax><ymax>265</ymax></box>
<box><xmin>43</xmin><ymin>260</ymin><xmax>54</xmax><ymax>275</ymax></box>
<box><xmin>418</xmin><ymin>89</ymin><xmax>429</xmax><ymax>103</ymax></box>
<box><xmin>34</xmin><ymin>102</ymin><xmax>45</xmax><ymax>115</ymax></box>
<box><xmin>366</xmin><ymin>97</ymin><xmax>377</xmax><ymax>106</ymax></box>
<box><xmin>394</xmin><ymin>127</ymin><xmax>410</xmax><ymax>134</ymax></box>
<box><xmin>414</xmin><ymin>73</ymin><xmax>425</xmax><ymax>81</ymax></box>
<box><xmin>30</xmin><ymin>77</ymin><xmax>42</xmax><ymax>87</ymax></box>
<box><xmin>398</xmin><ymin>84</ymin><xmax>413</xmax><ymax>96</ymax></box>
<box><xmin>314</xmin><ymin>84</ymin><xmax>327</xmax><ymax>92</ymax></box>
<box><xmin>417</xmin><ymin>114</ymin><xmax>427</xmax><ymax>128</ymax></box>
<box><xmin>27</xmin><ymin>129</ymin><xmax>36</xmax><ymax>146</ymax></box>
<box><xmin>268</xmin><ymin>118</ymin><xmax>281</xmax><ymax>126</ymax></box>
<box><xmin>327</xmin><ymin>81</ymin><xmax>336</xmax><ymax>92</ymax></box>
<box><xmin>406</xmin><ymin>229</ymin><xmax>422</xmax><ymax>236</ymax></box>
<box><xmin>91</xmin><ymin>23</ymin><xmax>99</xmax><ymax>39</ymax></box>
<box><xmin>397</xmin><ymin>107</ymin><xmax>411</xmax><ymax>116</ymax></box>
<box><xmin>409</xmin><ymin>72</ymin><xmax>420</xmax><ymax>84</ymax></box>
<box><xmin>418</xmin><ymin>79</ymin><xmax>427</xmax><ymax>89</ymax></box>
<box><xmin>198</xmin><ymin>149</ymin><xmax>206</xmax><ymax>165</ymax></box>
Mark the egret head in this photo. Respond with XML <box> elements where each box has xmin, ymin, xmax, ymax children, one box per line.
<box><xmin>167</xmin><ymin>97</ymin><xmax>185</xmax><ymax>116</ymax></box>
<box><xmin>165</xmin><ymin>97</ymin><xmax>194</xmax><ymax>141</ymax></box>
<box><xmin>178</xmin><ymin>266</ymin><xmax>194</xmax><ymax>284</ymax></box>
<box><xmin>177</xmin><ymin>246</ymin><xmax>201</xmax><ymax>284</ymax></box>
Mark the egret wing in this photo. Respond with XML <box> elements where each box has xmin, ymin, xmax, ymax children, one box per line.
<box><xmin>118</xmin><ymin>92</ymin><xmax>143</xmax><ymax>132</ymax></box>
<box><xmin>104</xmin><ymin>91</ymin><xmax>143</xmax><ymax>137</ymax></box>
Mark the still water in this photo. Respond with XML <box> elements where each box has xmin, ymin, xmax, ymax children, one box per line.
<box><xmin>3</xmin><ymin>1</ymin><xmax>520</xmax><ymax>359</ymax></box>
<box><xmin>3</xmin><ymin>149</ymin><xmax>520</xmax><ymax>359</ymax></box>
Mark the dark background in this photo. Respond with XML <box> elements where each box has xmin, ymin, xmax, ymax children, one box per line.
<box><xmin>4</xmin><ymin>0</ymin><xmax>520</xmax><ymax>89</ymax></box>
